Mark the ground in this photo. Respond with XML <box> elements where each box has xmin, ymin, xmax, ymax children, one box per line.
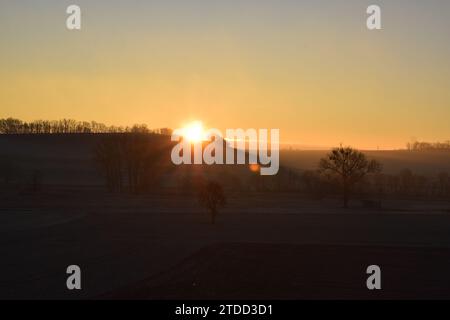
<box><xmin>1</xmin><ymin>189</ymin><xmax>450</xmax><ymax>299</ymax></box>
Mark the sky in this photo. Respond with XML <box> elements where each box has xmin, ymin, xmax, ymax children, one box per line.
<box><xmin>1</xmin><ymin>0</ymin><xmax>449</xmax><ymax>149</ymax></box>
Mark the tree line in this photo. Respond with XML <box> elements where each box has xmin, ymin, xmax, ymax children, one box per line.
<box><xmin>406</xmin><ymin>140</ymin><xmax>450</xmax><ymax>151</ymax></box>
<box><xmin>217</xmin><ymin>147</ymin><xmax>450</xmax><ymax>207</ymax></box>
<box><xmin>96</xmin><ymin>141</ymin><xmax>447</xmax><ymax>208</ymax></box>
<box><xmin>94</xmin><ymin>133</ymin><xmax>173</xmax><ymax>194</ymax></box>
<box><xmin>0</xmin><ymin>117</ymin><xmax>172</xmax><ymax>135</ymax></box>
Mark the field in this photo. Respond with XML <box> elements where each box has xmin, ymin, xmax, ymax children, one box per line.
<box><xmin>1</xmin><ymin>135</ymin><xmax>450</xmax><ymax>299</ymax></box>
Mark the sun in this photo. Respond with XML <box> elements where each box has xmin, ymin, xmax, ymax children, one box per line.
<box><xmin>182</xmin><ymin>121</ymin><xmax>205</xmax><ymax>143</ymax></box>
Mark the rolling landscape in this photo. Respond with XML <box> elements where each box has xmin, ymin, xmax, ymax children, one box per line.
<box><xmin>1</xmin><ymin>131</ymin><xmax>450</xmax><ymax>299</ymax></box>
<box><xmin>2</xmin><ymin>0</ymin><xmax>450</xmax><ymax>302</ymax></box>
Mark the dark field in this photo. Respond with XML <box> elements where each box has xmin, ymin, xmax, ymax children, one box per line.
<box><xmin>2</xmin><ymin>189</ymin><xmax>450</xmax><ymax>299</ymax></box>
<box><xmin>107</xmin><ymin>243</ymin><xmax>450</xmax><ymax>300</ymax></box>
<box><xmin>1</xmin><ymin>135</ymin><xmax>450</xmax><ymax>299</ymax></box>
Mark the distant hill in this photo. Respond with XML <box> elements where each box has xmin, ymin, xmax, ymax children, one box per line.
<box><xmin>1</xmin><ymin>135</ymin><xmax>449</xmax><ymax>188</ymax></box>
<box><xmin>0</xmin><ymin>134</ymin><xmax>252</xmax><ymax>188</ymax></box>
<box><xmin>281</xmin><ymin>150</ymin><xmax>450</xmax><ymax>175</ymax></box>
<box><xmin>0</xmin><ymin>134</ymin><xmax>103</xmax><ymax>186</ymax></box>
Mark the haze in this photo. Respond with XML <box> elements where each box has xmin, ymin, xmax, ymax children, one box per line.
<box><xmin>1</xmin><ymin>0</ymin><xmax>450</xmax><ymax>149</ymax></box>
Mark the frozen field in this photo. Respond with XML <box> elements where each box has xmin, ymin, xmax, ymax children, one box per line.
<box><xmin>1</xmin><ymin>190</ymin><xmax>450</xmax><ymax>299</ymax></box>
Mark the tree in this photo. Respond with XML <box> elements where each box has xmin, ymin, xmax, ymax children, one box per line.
<box><xmin>318</xmin><ymin>146</ymin><xmax>382</xmax><ymax>207</ymax></box>
<box><xmin>198</xmin><ymin>181</ymin><xmax>226</xmax><ymax>224</ymax></box>
<box><xmin>94</xmin><ymin>133</ymin><xmax>171</xmax><ymax>194</ymax></box>
<box><xmin>0</xmin><ymin>117</ymin><xmax>157</xmax><ymax>134</ymax></box>
<box><xmin>94</xmin><ymin>136</ymin><xmax>123</xmax><ymax>193</ymax></box>
<box><xmin>0</xmin><ymin>118</ymin><xmax>23</xmax><ymax>134</ymax></box>
<box><xmin>121</xmin><ymin>133</ymin><xmax>164</xmax><ymax>194</ymax></box>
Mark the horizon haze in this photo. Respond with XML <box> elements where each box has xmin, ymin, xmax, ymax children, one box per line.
<box><xmin>1</xmin><ymin>0</ymin><xmax>450</xmax><ymax>149</ymax></box>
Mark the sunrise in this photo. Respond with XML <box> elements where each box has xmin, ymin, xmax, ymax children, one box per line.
<box><xmin>1</xmin><ymin>0</ymin><xmax>450</xmax><ymax>311</ymax></box>
<box><xmin>1</xmin><ymin>1</ymin><xmax>450</xmax><ymax>149</ymax></box>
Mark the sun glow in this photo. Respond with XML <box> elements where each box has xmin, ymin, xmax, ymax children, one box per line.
<box><xmin>182</xmin><ymin>121</ymin><xmax>205</xmax><ymax>143</ymax></box>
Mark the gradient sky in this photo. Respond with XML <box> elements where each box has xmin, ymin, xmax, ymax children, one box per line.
<box><xmin>1</xmin><ymin>0</ymin><xmax>449</xmax><ymax>149</ymax></box>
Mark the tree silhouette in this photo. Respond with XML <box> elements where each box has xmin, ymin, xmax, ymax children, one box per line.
<box><xmin>198</xmin><ymin>181</ymin><xmax>226</xmax><ymax>224</ymax></box>
<box><xmin>94</xmin><ymin>136</ymin><xmax>123</xmax><ymax>193</ymax></box>
<box><xmin>0</xmin><ymin>117</ymin><xmax>171</xmax><ymax>134</ymax></box>
<box><xmin>318</xmin><ymin>146</ymin><xmax>382</xmax><ymax>208</ymax></box>
<box><xmin>94</xmin><ymin>133</ymin><xmax>171</xmax><ymax>194</ymax></box>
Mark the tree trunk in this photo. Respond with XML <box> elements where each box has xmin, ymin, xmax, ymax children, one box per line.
<box><xmin>343</xmin><ymin>183</ymin><xmax>349</xmax><ymax>208</ymax></box>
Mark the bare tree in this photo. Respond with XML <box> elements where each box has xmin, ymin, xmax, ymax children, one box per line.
<box><xmin>198</xmin><ymin>181</ymin><xmax>226</xmax><ymax>224</ymax></box>
<box><xmin>94</xmin><ymin>133</ymin><xmax>171</xmax><ymax>194</ymax></box>
<box><xmin>94</xmin><ymin>136</ymin><xmax>123</xmax><ymax>193</ymax></box>
<box><xmin>121</xmin><ymin>133</ymin><xmax>163</xmax><ymax>194</ymax></box>
<box><xmin>318</xmin><ymin>146</ymin><xmax>382</xmax><ymax>207</ymax></box>
<box><xmin>0</xmin><ymin>118</ymin><xmax>150</xmax><ymax>134</ymax></box>
<box><xmin>0</xmin><ymin>118</ymin><xmax>23</xmax><ymax>134</ymax></box>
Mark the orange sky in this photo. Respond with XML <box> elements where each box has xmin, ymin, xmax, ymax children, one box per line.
<box><xmin>1</xmin><ymin>1</ymin><xmax>450</xmax><ymax>150</ymax></box>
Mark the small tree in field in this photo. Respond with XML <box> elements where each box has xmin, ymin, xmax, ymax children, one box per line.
<box><xmin>198</xmin><ymin>181</ymin><xmax>226</xmax><ymax>224</ymax></box>
<box><xmin>318</xmin><ymin>146</ymin><xmax>382</xmax><ymax>208</ymax></box>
